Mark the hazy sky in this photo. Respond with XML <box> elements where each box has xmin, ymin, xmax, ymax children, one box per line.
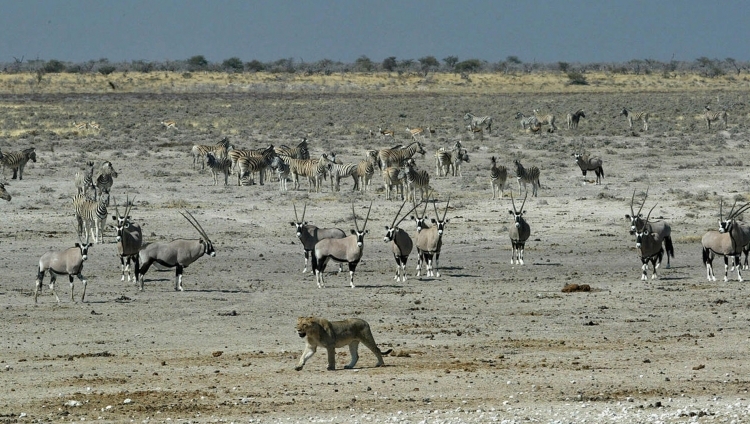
<box><xmin>1</xmin><ymin>0</ymin><xmax>748</xmax><ymax>65</ymax></box>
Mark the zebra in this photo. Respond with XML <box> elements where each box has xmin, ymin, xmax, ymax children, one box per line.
<box><xmin>403</xmin><ymin>159</ymin><xmax>430</xmax><ymax>202</ymax></box>
<box><xmin>269</xmin><ymin>155</ymin><xmax>291</xmax><ymax>192</ymax></box>
<box><xmin>287</xmin><ymin>154</ymin><xmax>334</xmax><ymax>192</ymax></box>
<box><xmin>74</xmin><ymin>192</ymin><xmax>110</xmax><ymax>244</ymax></box>
<box><xmin>93</xmin><ymin>161</ymin><xmax>118</xmax><ymax>200</ymax></box>
<box><xmin>620</xmin><ymin>108</ymin><xmax>649</xmax><ymax>131</ymax></box>
<box><xmin>704</xmin><ymin>106</ymin><xmax>728</xmax><ymax>129</ymax></box>
<box><xmin>514</xmin><ymin>159</ymin><xmax>541</xmax><ymax>197</ymax></box>
<box><xmin>463</xmin><ymin>113</ymin><xmax>493</xmax><ymax>133</ymax></box>
<box><xmin>533</xmin><ymin>109</ymin><xmax>557</xmax><ymax>131</ymax></box>
<box><xmin>191</xmin><ymin>137</ymin><xmax>231</xmax><ymax>170</ymax></box>
<box><xmin>382</xmin><ymin>166</ymin><xmax>406</xmax><ymax>201</ymax></box>
<box><xmin>229</xmin><ymin>144</ymin><xmax>275</xmax><ymax>179</ymax></box>
<box><xmin>515</xmin><ymin>112</ymin><xmax>539</xmax><ymax>130</ymax></box>
<box><xmin>377</xmin><ymin>141</ymin><xmax>427</xmax><ymax>170</ymax></box>
<box><xmin>237</xmin><ymin>155</ymin><xmax>272</xmax><ymax>186</ymax></box>
<box><xmin>490</xmin><ymin>156</ymin><xmax>508</xmax><ymax>199</ymax></box>
<box><xmin>327</xmin><ymin>162</ymin><xmax>358</xmax><ymax>192</ymax></box>
<box><xmin>206</xmin><ymin>152</ymin><xmax>231</xmax><ymax>185</ymax></box>
<box><xmin>1</xmin><ymin>147</ymin><xmax>37</xmax><ymax>180</ymax></box>
<box><xmin>274</xmin><ymin>138</ymin><xmax>310</xmax><ymax>160</ymax></box>
<box><xmin>353</xmin><ymin>158</ymin><xmax>375</xmax><ymax>192</ymax></box>
<box><xmin>566</xmin><ymin>109</ymin><xmax>586</xmax><ymax>129</ymax></box>
<box><xmin>74</xmin><ymin>161</ymin><xmax>96</xmax><ymax>198</ymax></box>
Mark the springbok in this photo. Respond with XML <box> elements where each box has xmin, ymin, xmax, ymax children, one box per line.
<box><xmin>625</xmin><ymin>188</ymin><xmax>674</xmax><ymax>268</ymax></box>
<box><xmin>112</xmin><ymin>196</ymin><xmax>142</xmax><ymax>283</ymax></box>
<box><xmin>634</xmin><ymin>203</ymin><xmax>667</xmax><ymax>280</ymax></box>
<box><xmin>136</xmin><ymin>210</ymin><xmax>216</xmax><ymax>291</ymax></box>
<box><xmin>34</xmin><ymin>230</ymin><xmax>92</xmax><ymax>303</ymax></box>
<box><xmin>290</xmin><ymin>203</ymin><xmax>347</xmax><ymax>273</ymax></box>
<box><xmin>702</xmin><ymin>200</ymin><xmax>750</xmax><ymax>282</ymax></box>
<box><xmin>415</xmin><ymin>197</ymin><xmax>450</xmax><ymax>278</ymax></box>
<box><xmin>383</xmin><ymin>200</ymin><xmax>419</xmax><ymax>282</ymax></box>
<box><xmin>508</xmin><ymin>192</ymin><xmax>530</xmax><ymax>265</ymax></box>
<box><xmin>311</xmin><ymin>202</ymin><xmax>372</xmax><ymax>288</ymax></box>
<box><xmin>573</xmin><ymin>152</ymin><xmax>604</xmax><ymax>185</ymax></box>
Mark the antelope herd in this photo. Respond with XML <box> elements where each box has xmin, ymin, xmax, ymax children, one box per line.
<box><xmin>1</xmin><ymin>103</ymin><xmax>744</xmax><ymax>305</ymax></box>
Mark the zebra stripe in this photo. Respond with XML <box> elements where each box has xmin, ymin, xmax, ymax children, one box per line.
<box><xmin>514</xmin><ymin>159</ymin><xmax>541</xmax><ymax>197</ymax></box>
<box><xmin>206</xmin><ymin>152</ymin><xmax>231</xmax><ymax>185</ymax></box>
<box><xmin>620</xmin><ymin>108</ymin><xmax>649</xmax><ymax>131</ymax></box>
<box><xmin>269</xmin><ymin>155</ymin><xmax>291</xmax><ymax>192</ymax></box>
<box><xmin>191</xmin><ymin>137</ymin><xmax>231</xmax><ymax>170</ymax></box>
<box><xmin>274</xmin><ymin>138</ymin><xmax>309</xmax><ymax>160</ymax></box>
<box><xmin>533</xmin><ymin>109</ymin><xmax>557</xmax><ymax>131</ymax></box>
<box><xmin>1</xmin><ymin>147</ymin><xmax>37</xmax><ymax>180</ymax></box>
<box><xmin>230</xmin><ymin>145</ymin><xmax>275</xmax><ymax>183</ymax></box>
<box><xmin>237</xmin><ymin>156</ymin><xmax>270</xmax><ymax>186</ymax></box>
<box><xmin>287</xmin><ymin>154</ymin><xmax>333</xmax><ymax>192</ymax></box>
<box><xmin>0</xmin><ymin>182</ymin><xmax>10</xmax><ymax>201</ymax></box>
<box><xmin>94</xmin><ymin>161</ymin><xmax>118</xmax><ymax>200</ymax></box>
<box><xmin>75</xmin><ymin>161</ymin><xmax>96</xmax><ymax>198</ymax></box>
<box><xmin>382</xmin><ymin>167</ymin><xmax>406</xmax><ymax>201</ymax></box>
<box><xmin>74</xmin><ymin>192</ymin><xmax>109</xmax><ymax>244</ymax></box>
<box><xmin>377</xmin><ymin>141</ymin><xmax>426</xmax><ymax>170</ymax></box>
<box><xmin>704</xmin><ymin>106</ymin><xmax>728</xmax><ymax>129</ymax></box>
<box><xmin>463</xmin><ymin>113</ymin><xmax>493</xmax><ymax>133</ymax></box>
<box><xmin>566</xmin><ymin>109</ymin><xmax>586</xmax><ymax>129</ymax></box>
<box><xmin>404</xmin><ymin>160</ymin><xmax>430</xmax><ymax>202</ymax></box>
<box><xmin>515</xmin><ymin>112</ymin><xmax>539</xmax><ymax>130</ymax></box>
<box><xmin>327</xmin><ymin>162</ymin><xmax>358</xmax><ymax>192</ymax></box>
<box><xmin>354</xmin><ymin>159</ymin><xmax>375</xmax><ymax>192</ymax></box>
<box><xmin>490</xmin><ymin>156</ymin><xmax>508</xmax><ymax>199</ymax></box>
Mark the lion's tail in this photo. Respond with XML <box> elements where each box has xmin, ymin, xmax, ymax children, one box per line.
<box><xmin>381</xmin><ymin>348</ymin><xmax>393</xmax><ymax>356</ymax></box>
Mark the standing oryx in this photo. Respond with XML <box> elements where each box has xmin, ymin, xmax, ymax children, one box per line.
<box><xmin>508</xmin><ymin>192</ymin><xmax>530</xmax><ymax>265</ymax></box>
<box><xmin>34</xmin><ymin>230</ymin><xmax>93</xmax><ymax>303</ymax></box>
<box><xmin>311</xmin><ymin>202</ymin><xmax>372</xmax><ymax>288</ymax></box>
<box><xmin>625</xmin><ymin>188</ymin><xmax>674</xmax><ymax>268</ymax></box>
<box><xmin>573</xmin><ymin>152</ymin><xmax>604</xmax><ymax>185</ymax></box>
<box><xmin>701</xmin><ymin>200</ymin><xmax>750</xmax><ymax>282</ymax></box>
<box><xmin>414</xmin><ymin>197</ymin><xmax>450</xmax><ymax>278</ymax></box>
<box><xmin>383</xmin><ymin>200</ymin><xmax>419</xmax><ymax>282</ymax></box>
<box><xmin>290</xmin><ymin>203</ymin><xmax>347</xmax><ymax>273</ymax></box>
<box><xmin>112</xmin><ymin>196</ymin><xmax>142</xmax><ymax>283</ymax></box>
<box><xmin>136</xmin><ymin>210</ymin><xmax>216</xmax><ymax>291</ymax></box>
<box><xmin>634</xmin><ymin>203</ymin><xmax>668</xmax><ymax>280</ymax></box>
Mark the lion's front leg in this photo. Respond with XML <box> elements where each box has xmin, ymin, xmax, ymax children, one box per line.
<box><xmin>326</xmin><ymin>346</ymin><xmax>337</xmax><ymax>370</ymax></box>
<box><xmin>345</xmin><ymin>340</ymin><xmax>360</xmax><ymax>369</ymax></box>
<box><xmin>295</xmin><ymin>343</ymin><xmax>317</xmax><ymax>371</ymax></box>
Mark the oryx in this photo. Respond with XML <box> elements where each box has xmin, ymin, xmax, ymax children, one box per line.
<box><xmin>290</xmin><ymin>203</ymin><xmax>347</xmax><ymax>273</ymax></box>
<box><xmin>634</xmin><ymin>203</ymin><xmax>667</xmax><ymax>280</ymax></box>
<box><xmin>136</xmin><ymin>210</ymin><xmax>216</xmax><ymax>291</ymax></box>
<box><xmin>625</xmin><ymin>188</ymin><xmax>674</xmax><ymax>268</ymax></box>
<box><xmin>311</xmin><ymin>202</ymin><xmax>372</xmax><ymax>288</ymax></box>
<box><xmin>701</xmin><ymin>200</ymin><xmax>750</xmax><ymax>282</ymax></box>
<box><xmin>34</xmin><ymin>230</ymin><xmax>93</xmax><ymax>303</ymax></box>
<box><xmin>414</xmin><ymin>196</ymin><xmax>450</xmax><ymax>278</ymax></box>
<box><xmin>573</xmin><ymin>151</ymin><xmax>604</xmax><ymax>185</ymax></box>
<box><xmin>508</xmin><ymin>192</ymin><xmax>530</xmax><ymax>265</ymax></box>
<box><xmin>112</xmin><ymin>195</ymin><xmax>142</xmax><ymax>283</ymax></box>
<box><xmin>383</xmin><ymin>200</ymin><xmax>419</xmax><ymax>282</ymax></box>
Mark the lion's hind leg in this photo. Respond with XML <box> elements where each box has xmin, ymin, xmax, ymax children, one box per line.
<box><xmin>326</xmin><ymin>346</ymin><xmax>338</xmax><ymax>370</ymax></box>
<box><xmin>345</xmin><ymin>340</ymin><xmax>360</xmax><ymax>369</ymax></box>
<box><xmin>360</xmin><ymin>328</ymin><xmax>389</xmax><ymax>367</ymax></box>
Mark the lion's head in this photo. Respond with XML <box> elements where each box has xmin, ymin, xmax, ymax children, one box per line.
<box><xmin>296</xmin><ymin>316</ymin><xmax>319</xmax><ymax>338</ymax></box>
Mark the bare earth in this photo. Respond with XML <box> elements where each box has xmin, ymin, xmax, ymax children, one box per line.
<box><xmin>2</xmin><ymin>86</ymin><xmax>750</xmax><ymax>423</ymax></box>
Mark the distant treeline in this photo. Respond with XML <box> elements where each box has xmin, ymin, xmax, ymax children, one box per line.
<box><xmin>1</xmin><ymin>55</ymin><xmax>746</xmax><ymax>79</ymax></box>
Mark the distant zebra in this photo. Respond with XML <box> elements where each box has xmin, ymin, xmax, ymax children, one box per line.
<box><xmin>704</xmin><ymin>106</ymin><xmax>728</xmax><ymax>129</ymax></box>
<box><xmin>490</xmin><ymin>156</ymin><xmax>508</xmax><ymax>199</ymax></box>
<box><xmin>620</xmin><ymin>108</ymin><xmax>649</xmax><ymax>131</ymax></box>
<box><xmin>287</xmin><ymin>154</ymin><xmax>334</xmax><ymax>192</ymax></box>
<box><xmin>463</xmin><ymin>113</ymin><xmax>493</xmax><ymax>133</ymax></box>
<box><xmin>353</xmin><ymin>158</ymin><xmax>375</xmax><ymax>192</ymax></box>
<box><xmin>206</xmin><ymin>152</ymin><xmax>231</xmax><ymax>185</ymax></box>
<box><xmin>327</xmin><ymin>162</ymin><xmax>358</xmax><ymax>192</ymax></box>
<box><xmin>192</xmin><ymin>137</ymin><xmax>231</xmax><ymax>170</ymax></box>
<box><xmin>383</xmin><ymin>167</ymin><xmax>406</xmax><ymax>201</ymax></box>
<box><xmin>514</xmin><ymin>159</ymin><xmax>541</xmax><ymax>197</ymax></box>
<box><xmin>229</xmin><ymin>145</ymin><xmax>275</xmax><ymax>181</ymax></box>
<box><xmin>237</xmin><ymin>154</ymin><xmax>275</xmax><ymax>186</ymax></box>
<box><xmin>1</xmin><ymin>147</ymin><xmax>37</xmax><ymax>180</ymax></box>
<box><xmin>74</xmin><ymin>192</ymin><xmax>110</xmax><ymax>244</ymax></box>
<box><xmin>435</xmin><ymin>146</ymin><xmax>469</xmax><ymax>177</ymax></box>
<box><xmin>377</xmin><ymin>141</ymin><xmax>427</xmax><ymax>170</ymax></box>
<box><xmin>269</xmin><ymin>155</ymin><xmax>291</xmax><ymax>192</ymax></box>
<box><xmin>533</xmin><ymin>109</ymin><xmax>557</xmax><ymax>131</ymax></box>
<box><xmin>94</xmin><ymin>161</ymin><xmax>118</xmax><ymax>200</ymax></box>
<box><xmin>274</xmin><ymin>138</ymin><xmax>310</xmax><ymax>160</ymax></box>
<box><xmin>515</xmin><ymin>112</ymin><xmax>539</xmax><ymax>130</ymax></box>
<box><xmin>566</xmin><ymin>109</ymin><xmax>586</xmax><ymax>129</ymax></box>
<box><xmin>74</xmin><ymin>161</ymin><xmax>96</xmax><ymax>198</ymax></box>
<box><xmin>403</xmin><ymin>160</ymin><xmax>430</xmax><ymax>202</ymax></box>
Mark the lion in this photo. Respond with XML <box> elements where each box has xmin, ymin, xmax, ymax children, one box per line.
<box><xmin>295</xmin><ymin>316</ymin><xmax>393</xmax><ymax>371</ymax></box>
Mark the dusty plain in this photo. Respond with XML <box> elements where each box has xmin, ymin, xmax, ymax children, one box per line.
<box><xmin>2</xmin><ymin>71</ymin><xmax>750</xmax><ymax>423</ymax></box>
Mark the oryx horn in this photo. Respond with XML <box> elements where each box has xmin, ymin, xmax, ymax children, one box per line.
<box><xmin>352</xmin><ymin>201</ymin><xmax>373</xmax><ymax>232</ymax></box>
<box><xmin>180</xmin><ymin>210</ymin><xmax>212</xmax><ymax>243</ymax></box>
<box><xmin>393</xmin><ymin>199</ymin><xmax>419</xmax><ymax>228</ymax></box>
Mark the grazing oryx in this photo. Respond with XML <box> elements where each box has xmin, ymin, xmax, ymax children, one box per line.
<box><xmin>415</xmin><ymin>197</ymin><xmax>450</xmax><ymax>278</ymax></box>
<box><xmin>620</xmin><ymin>108</ymin><xmax>649</xmax><ymax>131</ymax></box>
<box><xmin>0</xmin><ymin>182</ymin><xmax>10</xmax><ymax>201</ymax></box>
<box><xmin>704</xmin><ymin>106</ymin><xmax>728</xmax><ymax>130</ymax></box>
<box><xmin>490</xmin><ymin>156</ymin><xmax>508</xmax><ymax>199</ymax></box>
<box><xmin>112</xmin><ymin>196</ymin><xmax>142</xmax><ymax>283</ymax></box>
<box><xmin>508</xmin><ymin>192</ymin><xmax>530</xmax><ymax>265</ymax></box>
<box><xmin>136</xmin><ymin>210</ymin><xmax>216</xmax><ymax>291</ymax></box>
<box><xmin>573</xmin><ymin>152</ymin><xmax>604</xmax><ymax>185</ymax></box>
<box><xmin>290</xmin><ymin>203</ymin><xmax>347</xmax><ymax>273</ymax></box>
<box><xmin>625</xmin><ymin>188</ymin><xmax>674</xmax><ymax>268</ymax></box>
<box><xmin>311</xmin><ymin>202</ymin><xmax>372</xmax><ymax>288</ymax></box>
<box><xmin>514</xmin><ymin>159</ymin><xmax>541</xmax><ymax>197</ymax></box>
<box><xmin>701</xmin><ymin>200</ymin><xmax>750</xmax><ymax>282</ymax></box>
<box><xmin>383</xmin><ymin>200</ymin><xmax>419</xmax><ymax>282</ymax></box>
<box><xmin>566</xmin><ymin>109</ymin><xmax>586</xmax><ymax>129</ymax></box>
<box><xmin>634</xmin><ymin>203</ymin><xmax>668</xmax><ymax>280</ymax></box>
<box><xmin>34</xmin><ymin>231</ymin><xmax>92</xmax><ymax>303</ymax></box>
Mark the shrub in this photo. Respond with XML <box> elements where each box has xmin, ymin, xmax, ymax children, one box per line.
<box><xmin>98</xmin><ymin>65</ymin><xmax>116</xmax><ymax>75</ymax></box>
<box><xmin>566</xmin><ymin>71</ymin><xmax>588</xmax><ymax>85</ymax></box>
<box><xmin>222</xmin><ymin>57</ymin><xmax>244</xmax><ymax>72</ymax></box>
<box><xmin>43</xmin><ymin>59</ymin><xmax>65</xmax><ymax>73</ymax></box>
